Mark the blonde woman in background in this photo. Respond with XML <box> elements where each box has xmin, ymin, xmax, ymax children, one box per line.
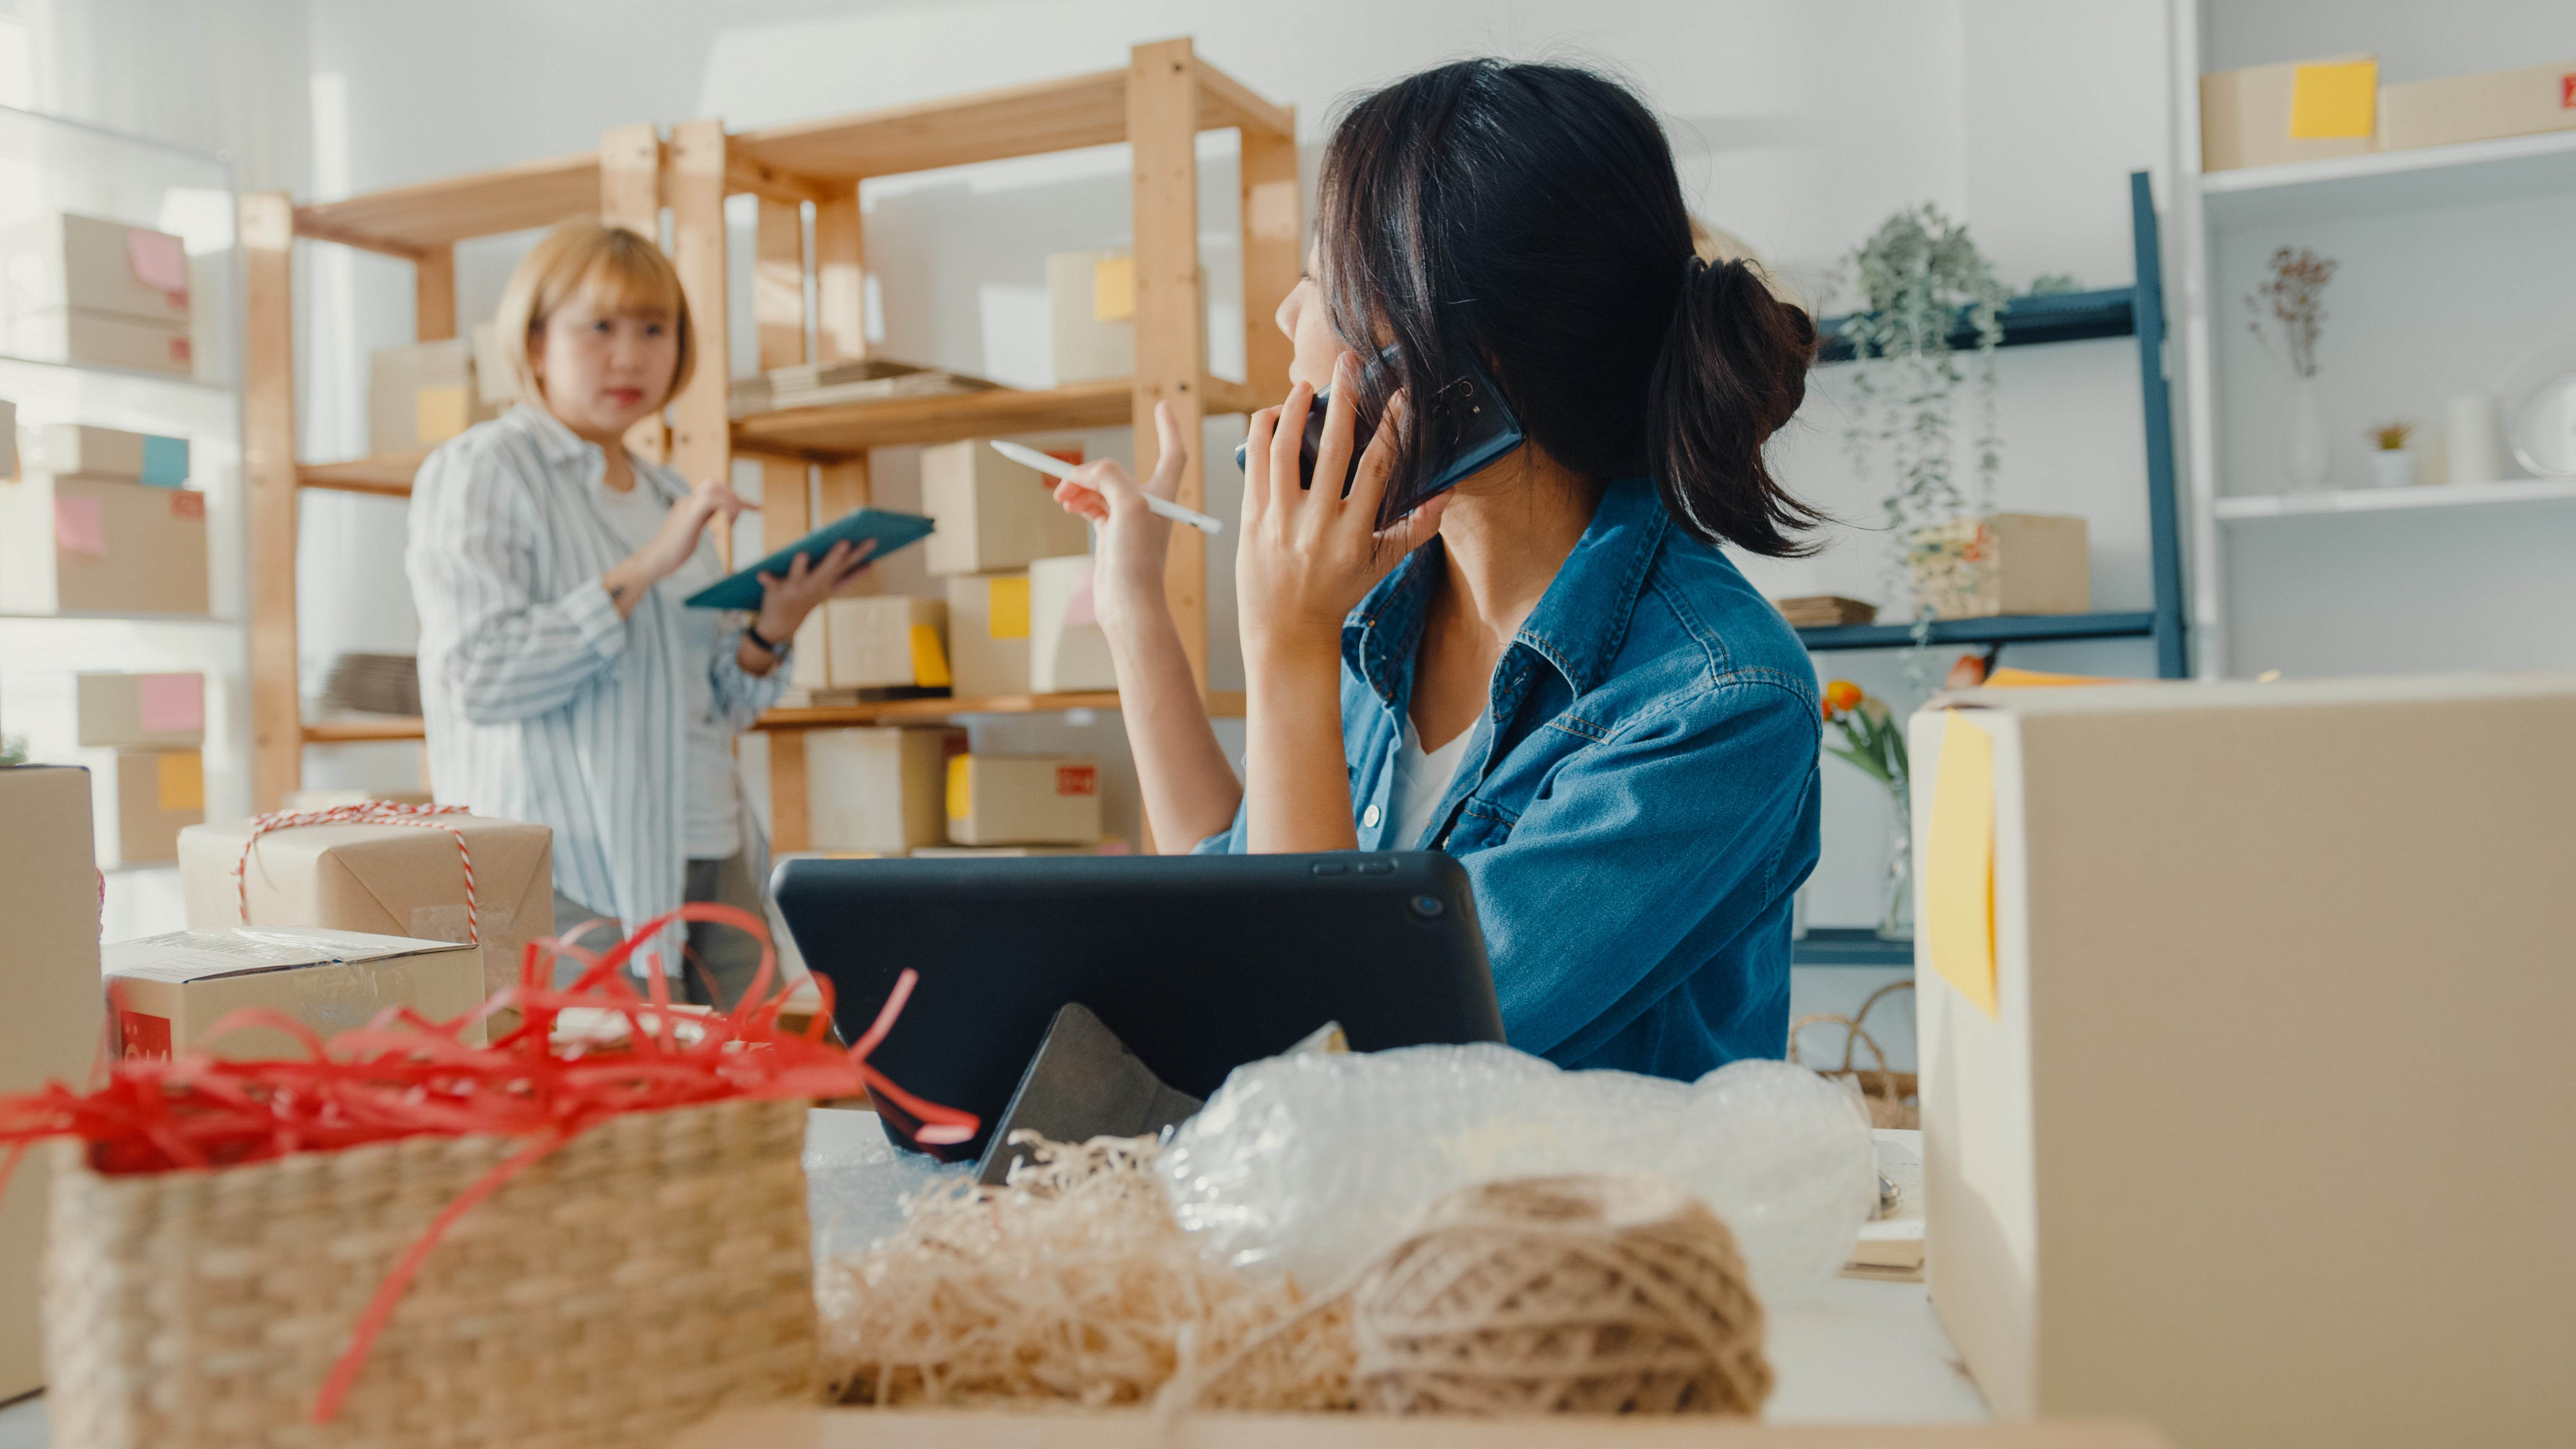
<box><xmin>405</xmin><ymin>222</ymin><xmax>867</xmax><ymax>1006</ymax></box>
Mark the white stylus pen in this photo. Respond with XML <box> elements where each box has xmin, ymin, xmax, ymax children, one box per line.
<box><xmin>989</xmin><ymin>439</ymin><xmax>1226</xmax><ymax>536</ymax></box>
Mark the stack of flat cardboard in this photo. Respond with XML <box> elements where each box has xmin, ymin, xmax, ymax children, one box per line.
<box><xmin>1773</xmin><ymin>595</ymin><xmax>1880</xmax><ymax>628</ymax></box>
<box><xmin>728</xmin><ymin>359</ymin><xmax>1000</xmax><ymax>418</ymax></box>
<box><xmin>320</xmin><ymin>652</ymin><xmax>423</xmax><ymax>717</ymax></box>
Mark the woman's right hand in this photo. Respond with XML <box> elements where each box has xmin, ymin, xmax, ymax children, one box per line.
<box><xmin>1049</xmin><ymin>400</ymin><xmax>1186</xmax><ymax>628</ymax></box>
<box><xmin>603</xmin><ymin>478</ymin><xmax>756</xmax><ymax>618</ymax></box>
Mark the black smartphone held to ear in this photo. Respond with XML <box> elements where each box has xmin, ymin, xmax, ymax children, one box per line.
<box><xmin>1233</xmin><ymin>353</ymin><xmax>1524</xmax><ymax>513</ymax></box>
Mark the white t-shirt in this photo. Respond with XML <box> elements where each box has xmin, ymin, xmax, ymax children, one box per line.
<box><xmin>593</xmin><ymin>480</ymin><xmax>741</xmax><ymax>859</ymax></box>
<box><xmin>1390</xmin><ymin>715</ymin><xmax>1475</xmax><ymax>850</ymax></box>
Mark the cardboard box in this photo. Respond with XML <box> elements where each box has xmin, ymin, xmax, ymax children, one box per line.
<box><xmin>370</xmin><ymin>338</ymin><xmax>501</xmax><ymax>454</ymax></box>
<box><xmin>2200</xmin><ymin>56</ymin><xmax>2380</xmax><ymax>172</ymax></box>
<box><xmin>945</xmin><ymin>572</ymin><xmax>1033</xmax><ymax>696</ymax></box>
<box><xmin>280</xmin><ymin>788</ymin><xmax>436</xmax><ymax>810</ymax></box>
<box><xmin>1030</xmin><ymin>553</ymin><xmax>1117</xmax><ymax>693</ymax></box>
<box><xmin>76</xmin><ymin>671</ymin><xmax>205</xmax><ymax>748</ymax></box>
<box><xmin>179</xmin><ymin>813</ymin><xmax>553</xmax><ymax>1005</ymax></box>
<box><xmin>0</xmin><ymin>396</ymin><xmax>16</xmax><ymax>478</ymax></box>
<box><xmin>0</xmin><ymin>213</ymin><xmax>193</xmax><ymax>323</ymax></box>
<box><xmin>920</xmin><ymin>436</ymin><xmax>1089</xmax><ymax>576</ymax></box>
<box><xmin>804</xmin><ymin>727</ymin><xmax>966</xmax><ymax>852</ymax></box>
<box><xmin>35</xmin><ymin>423</ymin><xmax>188</xmax><ymax>484</ymax></box>
<box><xmin>0</xmin><ymin>766</ymin><xmax>107</xmax><ymax>1399</ymax></box>
<box><xmin>792</xmin><ymin>593</ymin><xmax>951</xmax><ymax>691</ymax></box>
<box><xmin>1909</xmin><ymin>673</ymin><xmax>2575</xmax><ymax>1448</ymax></box>
<box><xmin>469</xmin><ymin>317</ymin><xmax>516</xmax><ymax>405</ymax></box>
<box><xmin>1</xmin><ymin>308</ymin><xmax>192</xmax><ymax>374</ymax></box>
<box><xmin>0</xmin><ymin>473</ymin><xmax>210</xmax><ymax>615</ymax></box>
<box><xmin>2381</xmin><ymin>59</ymin><xmax>2576</xmax><ymax>152</ymax></box>
<box><xmin>1047</xmin><ymin>249</ymin><xmax>1136</xmax><ymax>385</ymax></box>
<box><xmin>102</xmin><ymin>927</ymin><xmax>487</xmax><ymax>1062</ymax></box>
<box><xmin>945</xmin><ymin>753</ymin><xmax>1101</xmax><ymax>846</ymax></box>
<box><xmin>78</xmin><ymin>748</ymin><xmax>203</xmax><ymax>867</ymax></box>
<box><xmin>1906</xmin><ymin>514</ymin><xmax>2086</xmax><ymax>620</ymax></box>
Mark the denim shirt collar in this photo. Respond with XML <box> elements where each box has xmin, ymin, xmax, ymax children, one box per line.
<box><xmin>1343</xmin><ymin>477</ymin><xmax>1671</xmax><ymax>721</ymax></box>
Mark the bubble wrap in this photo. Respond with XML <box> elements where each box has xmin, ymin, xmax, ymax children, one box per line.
<box><xmin>1157</xmin><ymin>1044</ymin><xmax>1876</xmax><ymax>1305</ymax></box>
<box><xmin>804</xmin><ymin>1114</ymin><xmax>977</xmax><ymax>1263</ymax></box>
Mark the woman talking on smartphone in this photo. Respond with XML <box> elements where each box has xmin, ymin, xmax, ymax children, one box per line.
<box><xmin>1054</xmin><ymin>60</ymin><xmax>1823</xmax><ymax>1078</ymax></box>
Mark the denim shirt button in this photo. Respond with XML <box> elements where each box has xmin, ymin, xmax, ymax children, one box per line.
<box><xmin>1362</xmin><ymin>804</ymin><xmax>1381</xmax><ymax>828</ymax></box>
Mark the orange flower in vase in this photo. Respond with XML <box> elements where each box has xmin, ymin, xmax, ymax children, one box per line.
<box><xmin>1820</xmin><ymin>679</ymin><xmax>1915</xmax><ymax>941</ymax></box>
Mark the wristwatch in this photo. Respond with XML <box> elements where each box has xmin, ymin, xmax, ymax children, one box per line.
<box><xmin>743</xmin><ymin>622</ymin><xmax>788</xmax><ymax>657</ymax></box>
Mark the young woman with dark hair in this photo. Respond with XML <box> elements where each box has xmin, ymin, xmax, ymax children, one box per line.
<box><xmin>1052</xmin><ymin>59</ymin><xmax>1824</xmax><ymax>1079</ymax></box>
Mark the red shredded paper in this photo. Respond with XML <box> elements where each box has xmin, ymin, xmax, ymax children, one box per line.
<box><xmin>0</xmin><ymin>903</ymin><xmax>974</xmax><ymax>1424</ymax></box>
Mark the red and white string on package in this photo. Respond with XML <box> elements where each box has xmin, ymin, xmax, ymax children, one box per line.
<box><xmin>236</xmin><ymin>801</ymin><xmax>477</xmax><ymax>945</ymax></box>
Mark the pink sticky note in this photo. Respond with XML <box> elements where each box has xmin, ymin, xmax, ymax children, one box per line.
<box><xmin>126</xmin><ymin>229</ymin><xmax>190</xmax><ymax>302</ymax></box>
<box><xmin>54</xmin><ymin>496</ymin><xmax>106</xmax><ymax>556</ymax></box>
<box><xmin>140</xmin><ymin>674</ymin><xmax>204</xmax><ymax>733</ymax></box>
<box><xmin>1065</xmin><ymin>567</ymin><xmax>1098</xmax><ymax>627</ymax></box>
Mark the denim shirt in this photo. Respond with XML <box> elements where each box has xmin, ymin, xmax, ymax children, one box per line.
<box><xmin>1196</xmin><ymin>477</ymin><xmax>1822</xmax><ymax>1079</ymax></box>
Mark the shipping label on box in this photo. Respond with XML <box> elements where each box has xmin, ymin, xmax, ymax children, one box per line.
<box><xmin>945</xmin><ymin>572</ymin><xmax>1033</xmax><ymax>697</ymax></box>
<box><xmin>2381</xmin><ymin>58</ymin><xmax>2576</xmax><ymax>151</ymax></box>
<box><xmin>1029</xmin><ymin>554</ymin><xmax>1118</xmax><ymax>693</ymax></box>
<box><xmin>178</xmin><ymin>814</ymin><xmax>552</xmax><ymax>1005</ymax></box>
<box><xmin>945</xmin><ymin>752</ymin><xmax>1102</xmax><ymax>847</ymax></box>
<box><xmin>807</xmin><ymin>727</ymin><xmax>967</xmax><ymax>852</ymax></box>
<box><xmin>0</xmin><ymin>474</ymin><xmax>210</xmax><ymax>615</ymax></box>
<box><xmin>921</xmin><ymin>436</ymin><xmax>1090</xmax><ymax>576</ymax></box>
<box><xmin>0</xmin><ymin>213</ymin><xmax>192</xmax><ymax>322</ymax></box>
<box><xmin>370</xmin><ymin>338</ymin><xmax>501</xmax><ymax>454</ymax></box>
<box><xmin>1906</xmin><ymin>514</ymin><xmax>2087</xmax><ymax>621</ymax></box>
<box><xmin>103</xmin><ymin>927</ymin><xmax>487</xmax><ymax>1062</ymax></box>
<box><xmin>817</xmin><ymin>594</ymin><xmax>950</xmax><ymax>690</ymax></box>
<box><xmin>76</xmin><ymin>671</ymin><xmax>205</xmax><ymax>747</ymax></box>
<box><xmin>2200</xmin><ymin>56</ymin><xmax>2381</xmax><ymax>171</ymax></box>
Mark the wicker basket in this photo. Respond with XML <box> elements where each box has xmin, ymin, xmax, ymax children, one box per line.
<box><xmin>42</xmin><ymin>1096</ymin><xmax>815</xmax><ymax>1449</ymax></box>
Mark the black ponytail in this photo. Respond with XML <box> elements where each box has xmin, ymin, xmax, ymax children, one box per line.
<box><xmin>1317</xmin><ymin>60</ymin><xmax>1822</xmax><ymax>556</ymax></box>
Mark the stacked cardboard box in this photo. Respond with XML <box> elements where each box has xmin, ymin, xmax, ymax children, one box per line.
<box><xmin>788</xmin><ymin>595</ymin><xmax>951</xmax><ymax>696</ymax></box>
<box><xmin>2203</xmin><ymin>53</ymin><xmax>2576</xmax><ymax>171</ymax></box>
<box><xmin>804</xmin><ymin>727</ymin><xmax>967</xmax><ymax>852</ymax></box>
<box><xmin>1030</xmin><ymin>554</ymin><xmax>1117</xmax><ymax>692</ymax></box>
<box><xmin>0</xmin><ymin>213</ymin><xmax>194</xmax><ymax>374</ymax></box>
<box><xmin>0</xmin><ymin>671</ymin><xmax>208</xmax><ymax>868</ymax></box>
<box><xmin>922</xmin><ymin>437</ymin><xmax>1089</xmax><ymax>577</ymax></box>
<box><xmin>2381</xmin><ymin>58</ymin><xmax>2576</xmax><ymax>151</ymax></box>
<box><xmin>946</xmin><ymin>571</ymin><xmax>1034</xmax><ymax>696</ymax></box>
<box><xmin>0</xmin><ymin>420</ymin><xmax>210</xmax><ymax>615</ymax></box>
<box><xmin>103</xmin><ymin>927</ymin><xmax>486</xmax><ymax>1062</ymax></box>
<box><xmin>945</xmin><ymin>753</ymin><xmax>1101</xmax><ymax>847</ymax></box>
<box><xmin>370</xmin><ymin>339</ymin><xmax>503</xmax><ymax>454</ymax></box>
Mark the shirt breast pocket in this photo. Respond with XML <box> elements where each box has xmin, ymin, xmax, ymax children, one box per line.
<box><xmin>1441</xmin><ymin>796</ymin><xmax>1518</xmax><ymax>854</ymax></box>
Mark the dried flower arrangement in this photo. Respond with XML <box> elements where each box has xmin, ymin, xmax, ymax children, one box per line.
<box><xmin>2246</xmin><ymin>246</ymin><xmax>2339</xmax><ymax>379</ymax></box>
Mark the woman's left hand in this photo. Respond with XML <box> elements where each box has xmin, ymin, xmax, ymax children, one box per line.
<box><xmin>1239</xmin><ymin>350</ymin><xmax>1449</xmax><ymax>669</ymax></box>
<box><xmin>751</xmin><ymin>539</ymin><xmax>876</xmax><ymax>644</ymax></box>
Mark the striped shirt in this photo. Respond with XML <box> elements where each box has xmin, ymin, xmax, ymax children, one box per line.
<box><xmin>405</xmin><ymin>406</ymin><xmax>782</xmax><ymax>955</ymax></box>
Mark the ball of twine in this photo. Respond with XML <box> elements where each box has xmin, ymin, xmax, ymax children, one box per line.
<box><xmin>1349</xmin><ymin>1174</ymin><xmax>1773</xmax><ymax>1415</ymax></box>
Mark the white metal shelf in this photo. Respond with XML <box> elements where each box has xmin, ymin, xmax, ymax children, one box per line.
<box><xmin>2215</xmin><ymin>478</ymin><xmax>2576</xmax><ymax>521</ymax></box>
<box><xmin>2198</xmin><ymin>128</ymin><xmax>2576</xmax><ymax>229</ymax></box>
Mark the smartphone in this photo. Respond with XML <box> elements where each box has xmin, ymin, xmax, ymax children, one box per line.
<box><xmin>1233</xmin><ymin>353</ymin><xmax>1524</xmax><ymax>515</ymax></box>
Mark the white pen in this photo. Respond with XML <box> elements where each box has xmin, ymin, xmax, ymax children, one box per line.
<box><xmin>989</xmin><ymin>439</ymin><xmax>1226</xmax><ymax>535</ymax></box>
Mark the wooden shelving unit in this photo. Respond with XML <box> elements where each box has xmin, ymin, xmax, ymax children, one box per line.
<box><xmin>241</xmin><ymin>40</ymin><xmax>1296</xmax><ymax>854</ymax></box>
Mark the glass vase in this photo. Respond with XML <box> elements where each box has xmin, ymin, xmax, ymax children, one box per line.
<box><xmin>1878</xmin><ymin>781</ymin><xmax>1914</xmax><ymax>942</ymax></box>
<box><xmin>2290</xmin><ymin>376</ymin><xmax>2330</xmax><ymax>492</ymax></box>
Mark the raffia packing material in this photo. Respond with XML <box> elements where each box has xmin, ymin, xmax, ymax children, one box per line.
<box><xmin>34</xmin><ymin>423</ymin><xmax>188</xmax><ymax>484</ymax></box>
<box><xmin>945</xmin><ymin>753</ymin><xmax>1101</xmax><ymax>847</ymax></box>
<box><xmin>673</xmin><ymin>1411</ymin><xmax>2176</xmax><ymax>1446</ymax></box>
<box><xmin>919</xmin><ymin>436</ymin><xmax>1088</xmax><ymax>576</ymax></box>
<box><xmin>0</xmin><ymin>213</ymin><xmax>192</xmax><ymax>322</ymax></box>
<box><xmin>0</xmin><ymin>473</ymin><xmax>209</xmax><ymax>615</ymax></box>
<box><xmin>1905</xmin><ymin>514</ymin><xmax>2086</xmax><ymax>621</ymax></box>
<box><xmin>945</xmin><ymin>572</ymin><xmax>1033</xmax><ymax>696</ymax></box>
<box><xmin>0</xmin><ymin>309</ymin><xmax>192</xmax><ymax>374</ymax></box>
<box><xmin>2199</xmin><ymin>55</ymin><xmax>2381</xmax><ymax>171</ymax></box>
<box><xmin>178</xmin><ymin>813</ymin><xmax>553</xmax><ymax>1005</ymax></box>
<box><xmin>99</xmin><ymin>927</ymin><xmax>487</xmax><ymax>1062</ymax></box>
<box><xmin>0</xmin><ymin>766</ymin><xmax>106</xmax><ymax>1400</ymax></box>
<box><xmin>1908</xmin><ymin>673</ymin><xmax>2576</xmax><ymax>1449</ymax></box>
<box><xmin>791</xmin><ymin>594</ymin><xmax>950</xmax><ymax>691</ymax></box>
<box><xmin>1028</xmin><ymin>553</ymin><xmax>1118</xmax><ymax>693</ymax></box>
<box><xmin>42</xmin><ymin>1095</ymin><xmax>813</xmax><ymax>1448</ymax></box>
<box><xmin>804</xmin><ymin>727</ymin><xmax>966</xmax><ymax>852</ymax></box>
<box><xmin>2380</xmin><ymin>58</ymin><xmax>2576</xmax><ymax>151</ymax></box>
<box><xmin>369</xmin><ymin>338</ymin><xmax>501</xmax><ymax>453</ymax></box>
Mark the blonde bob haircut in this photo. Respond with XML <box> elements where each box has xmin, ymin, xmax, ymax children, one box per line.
<box><xmin>494</xmin><ymin>221</ymin><xmax>695</xmax><ymax>410</ymax></box>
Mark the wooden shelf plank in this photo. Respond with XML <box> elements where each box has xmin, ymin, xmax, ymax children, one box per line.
<box><xmin>755</xmin><ymin>689</ymin><xmax>1245</xmax><ymax>730</ymax></box>
<box><xmin>304</xmin><ymin>717</ymin><xmax>426</xmax><ymax>743</ymax></box>
<box><xmin>732</xmin><ymin>374</ymin><xmax>1262</xmax><ymax>458</ymax></box>
<box><xmin>298</xmin><ymin>450</ymin><xmax>433</xmax><ymax>496</ymax></box>
<box><xmin>293</xmin><ymin>151</ymin><xmax>602</xmax><ymax>254</ymax></box>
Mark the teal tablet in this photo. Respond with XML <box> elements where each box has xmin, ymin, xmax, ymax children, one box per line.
<box><xmin>683</xmin><ymin>508</ymin><xmax>935</xmax><ymax>610</ymax></box>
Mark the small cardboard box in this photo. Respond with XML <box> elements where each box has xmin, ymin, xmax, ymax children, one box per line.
<box><xmin>1906</xmin><ymin>514</ymin><xmax>2086</xmax><ymax>620</ymax></box>
<box><xmin>0</xmin><ymin>308</ymin><xmax>192</xmax><ymax>374</ymax></box>
<box><xmin>792</xmin><ymin>594</ymin><xmax>951</xmax><ymax>691</ymax></box>
<box><xmin>178</xmin><ymin>813</ymin><xmax>553</xmax><ymax>1005</ymax></box>
<box><xmin>0</xmin><ymin>473</ymin><xmax>210</xmax><ymax>615</ymax></box>
<box><xmin>469</xmin><ymin>318</ymin><xmax>516</xmax><ymax>405</ymax></box>
<box><xmin>1030</xmin><ymin>554</ymin><xmax>1117</xmax><ymax>693</ymax></box>
<box><xmin>945</xmin><ymin>572</ymin><xmax>1033</xmax><ymax>696</ymax></box>
<box><xmin>369</xmin><ymin>338</ymin><xmax>501</xmax><ymax>454</ymax></box>
<box><xmin>2381</xmin><ymin>59</ymin><xmax>2576</xmax><ymax>152</ymax></box>
<box><xmin>920</xmin><ymin>436</ymin><xmax>1088</xmax><ymax>576</ymax></box>
<box><xmin>805</xmin><ymin>727</ymin><xmax>966</xmax><ymax>852</ymax></box>
<box><xmin>0</xmin><ymin>766</ymin><xmax>107</xmax><ymax>1399</ymax></box>
<box><xmin>35</xmin><ymin>423</ymin><xmax>188</xmax><ymax>484</ymax></box>
<box><xmin>1047</xmin><ymin>249</ymin><xmax>1136</xmax><ymax>385</ymax></box>
<box><xmin>280</xmin><ymin>788</ymin><xmax>436</xmax><ymax>810</ymax></box>
<box><xmin>76</xmin><ymin>671</ymin><xmax>205</xmax><ymax>747</ymax></box>
<box><xmin>945</xmin><ymin>753</ymin><xmax>1101</xmax><ymax>847</ymax></box>
<box><xmin>2200</xmin><ymin>55</ymin><xmax>2380</xmax><ymax>172</ymax></box>
<box><xmin>80</xmin><ymin>747</ymin><xmax>205</xmax><ymax>867</ymax></box>
<box><xmin>0</xmin><ymin>213</ymin><xmax>192</xmax><ymax>322</ymax></box>
<box><xmin>102</xmin><ymin>927</ymin><xmax>487</xmax><ymax>1062</ymax></box>
<box><xmin>1910</xmin><ymin>673</ymin><xmax>2575</xmax><ymax>1447</ymax></box>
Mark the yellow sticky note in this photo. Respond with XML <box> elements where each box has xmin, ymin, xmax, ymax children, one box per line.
<box><xmin>157</xmin><ymin>751</ymin><xmax>205</xmax><ymax>813</ymax></box>
<box><xmin>946</xmin><ymin>754</ymin><xmax>972</xmax><ymax>821</ymax></box>
<box><xmin>1924</xmin><ymin>712</ymin><xmax>1997</xmax><ymax>1020</ymax></box>
<box><xmin>988</xmin><ymin>576</ymin><xmax>1031</xmax><ymax>639</ymax></box>
<box><xmin>1092</xmin><ymin>255</ymin><xmax>1136</xmax><ymax>322</ymax></box>
<box><xmin>909</xmin><ymin>623</ymin><xmax>952</xmax><ymax>688</ymax></box>
<box><xmin>2289</xmin><ymin>61</ymin><xmax>2377</xmax><ymax>139</ymax></box>
<box><xmin>414</xmin><ymin>384</ymin><xmax>469</xmax><ymax>443</ymax></box>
